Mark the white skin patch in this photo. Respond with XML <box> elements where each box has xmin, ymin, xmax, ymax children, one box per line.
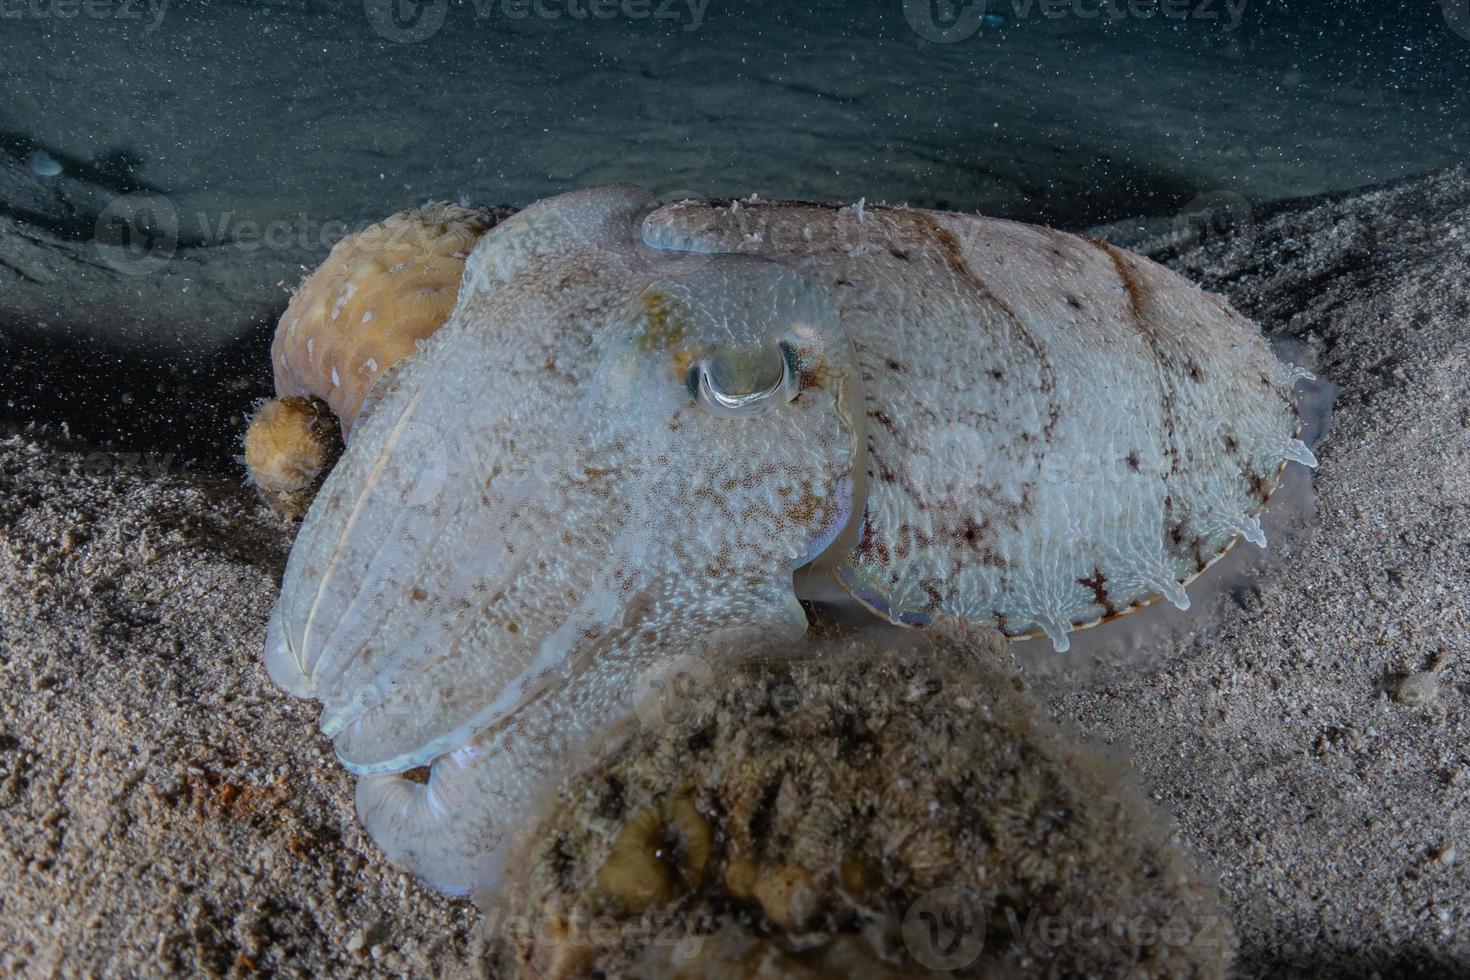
<box><xmin>330</xmin><ymin>282</ymin><xmax>357</xmax><ymax>322</ymax></box>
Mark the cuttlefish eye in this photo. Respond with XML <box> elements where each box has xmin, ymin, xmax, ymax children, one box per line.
<box><xmin>688</xmin><ymin>341</ymin><xmax>800</xmax><ymax>419</ymax></box>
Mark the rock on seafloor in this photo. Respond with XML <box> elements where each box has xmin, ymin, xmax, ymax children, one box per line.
<box><xmin>494</xmin><ymin>620</ymin><xmax>1233</xmax><ymax>978</ymax></box>
<box><xmin>0</xmin><ymin>168</ymin><xmax>1467</xmax><ymax>976</ymax></box>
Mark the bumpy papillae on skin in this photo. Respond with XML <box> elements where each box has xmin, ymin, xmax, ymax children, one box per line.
<box><xmin>260</xmin><ymin>186</ymin><xmax>1316</xmax><ymax>898</ymax></box>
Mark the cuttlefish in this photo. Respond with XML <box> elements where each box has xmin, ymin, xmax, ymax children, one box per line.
<box><xmin>260</xmin><ymin>185</ymin><xmax>1316</xmax><ymax>893</ymax></box>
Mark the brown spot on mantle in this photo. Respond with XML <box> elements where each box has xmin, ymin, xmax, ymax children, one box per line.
<box><xmin>1076</xmin><ymin>567</ymin><xmax>1116</xmax><ymax>617</ymax></box>
<box><xmin>1097</xmin><ymin>241</ymin><xmax>1182</xmax><ymax>476</ymax></box>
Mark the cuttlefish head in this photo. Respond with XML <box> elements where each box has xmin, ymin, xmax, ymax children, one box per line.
<box><xmin>593</xmin><ymin>252</ymin><xmax>869</xmax><ymax>590</ymax></box>
<box><xmin>267</xmin><ymin>186</ymin><xmax>876</xmax><ymax>895</ymax></box>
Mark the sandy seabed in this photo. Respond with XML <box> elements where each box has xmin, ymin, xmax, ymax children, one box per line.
<box><xmin>0</xmin><ymin>168</ymin><xmax>1468</xmax><ymax>976</ymax></box>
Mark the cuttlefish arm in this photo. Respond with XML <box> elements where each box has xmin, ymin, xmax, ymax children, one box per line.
<box><xmin>264</xmin><ymin>186</ymin><xmax>668</xmax><ymax>773</ymax></box>
<box><xmin>355</xmin><ymin>581</ymin><xmax>804</xmax><ymax>896</ymax></box>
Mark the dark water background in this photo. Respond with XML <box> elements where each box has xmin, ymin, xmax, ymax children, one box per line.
<box><xmin>2</xmin><ymin>0</ymin><xmax>1467</xmax><ymax>468</ymax></box>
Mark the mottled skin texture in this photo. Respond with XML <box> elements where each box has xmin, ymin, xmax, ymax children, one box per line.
<box><xmin>261</xmin><ymin>186</ymin><xmax>1315</xmax><ymax>896</ymax></box>
<box><xmin>643</xmin><ymin>198</ymin><xmax>1315</xmax><ymax>649</ymax></box>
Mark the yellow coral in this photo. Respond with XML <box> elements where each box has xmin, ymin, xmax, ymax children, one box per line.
<box><xmin>593</xmin><ymin>796</ymin><xmax>711</xmax><ymax>915</ymax></box>
<box><xmin>498</xmin><ymin>624</ymin><xmax>1235</xmax><ymax>979</ymax></box>
<box><xmin>243</xmin><ymin>202</ymin><xmax>504</xmax><ymax>514</ymax></box>
<box><xmin>241</xmin><ymin>396</ymin><xmax>341</xmax><ymax>517</ymax></box>
<box><xmin>723</xmin><ymin>853</ymin><xmax>759</xmax><ymax>900</ymax></box>
<box><xmin>752</xmin><ymin>864</ymin><xmax>819</xmax><ymax>930</ymax></box>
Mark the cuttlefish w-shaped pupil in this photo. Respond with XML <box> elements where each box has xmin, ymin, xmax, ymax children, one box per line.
<box><xmin>690</xmin><ymin>341</ymin><xmax>799</xmax><ymax>419</ymax></box>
